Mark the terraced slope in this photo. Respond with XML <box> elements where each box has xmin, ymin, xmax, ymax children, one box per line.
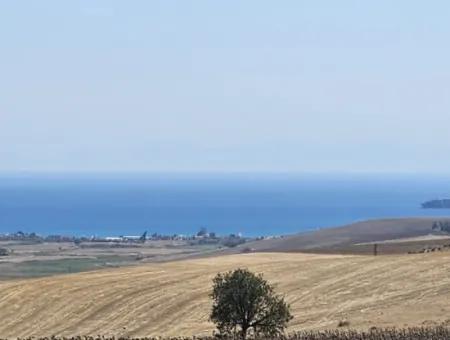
<box><xmin>0</xmin><ymin>252</ymin><xmax>450</xmax><ymax>337</ymax></box>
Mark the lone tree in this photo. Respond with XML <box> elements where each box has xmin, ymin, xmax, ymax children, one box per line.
<box><xmin>210</xmin><ymin>268</ymin><xmax>292</xmax><ymax>339</ymax></box>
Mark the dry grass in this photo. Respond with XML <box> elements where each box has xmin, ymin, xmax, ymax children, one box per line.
<box><xmin>0</xmin><ymin>252</ymin><xmax>450</xmax><ymax>338</ymax></box>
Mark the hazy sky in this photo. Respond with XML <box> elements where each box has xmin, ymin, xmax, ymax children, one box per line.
<box><xmin>1</xmin><ymin>1</ymin><xmax>450</xmax><ymax>174</ymax></box>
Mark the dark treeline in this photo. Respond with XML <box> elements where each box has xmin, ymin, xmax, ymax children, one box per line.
<box><xmin>432</xmin><ymin>220</ymin><xmax>450</xmax><ymax>233</ymax></box>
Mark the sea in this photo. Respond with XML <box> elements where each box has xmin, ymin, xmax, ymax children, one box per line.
<box><xmin>1</xmin><ymin>173</ymin><xmax>450</xmax><ymax>238</ymax></box>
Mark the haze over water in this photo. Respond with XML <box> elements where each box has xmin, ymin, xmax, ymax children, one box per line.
<box><xmin>1</xmin><ymin>173</ymin><xmax>450</xmax><ymax>237</ymax></box>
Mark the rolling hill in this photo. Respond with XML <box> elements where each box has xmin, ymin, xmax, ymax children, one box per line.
<box><xmin>0</xmin><ymin>251</ymin><xmax>450</xmax><ymax>337</ymax></box>
<box><xmin>234</xmin><ymin>218</ymin><xmax>450</xmax><ymax>254</ymax></box>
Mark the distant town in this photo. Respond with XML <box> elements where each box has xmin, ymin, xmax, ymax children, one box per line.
<box><xmin>0</xmin><ymin>228</ymin><xmax>257</xmax><ymax>248</ymax></box>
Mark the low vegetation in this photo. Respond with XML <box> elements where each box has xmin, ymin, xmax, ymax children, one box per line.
<box><xmin>5</xmin><ymin>328</ymin><xmax>450</xmax><ymax>340</ymax></box>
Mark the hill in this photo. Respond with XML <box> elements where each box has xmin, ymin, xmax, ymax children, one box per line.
<box><xmin>235</xmin><ymin>218</ymin><xmax>450</xmax><ymax>254</ymax></box>
<box><xmin>0</xmin><ymin>252</ymin><xmax>450</xmax><ymax>337</ymax></box>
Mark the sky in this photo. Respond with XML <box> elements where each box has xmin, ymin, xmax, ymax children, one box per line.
<box><xmin>1</xmin><ymin>1</ymin><xmax>450</xmax><ymax>174</ymax></box>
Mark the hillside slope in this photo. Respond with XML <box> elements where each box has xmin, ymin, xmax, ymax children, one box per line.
<box><xmin>237</xmin><ymin>218</ymin><xmax>450</xmax><ymax>254</ymax></box>
<box><xmin>0</xmin><ymin>252</ymin><xmax>450</xmax><ymax>337</ymax></box>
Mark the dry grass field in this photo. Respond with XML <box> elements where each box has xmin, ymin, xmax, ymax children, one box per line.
<box><xmin>0</xmin><ymin>252</ymin><xmax>450</xmax><ymax>338</ymax></box>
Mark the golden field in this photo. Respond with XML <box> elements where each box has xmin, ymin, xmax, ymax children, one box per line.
<box><xmin>0</xmin><ymin>252</ymin><xmax>450</xmax><ymax>338</ymax></box>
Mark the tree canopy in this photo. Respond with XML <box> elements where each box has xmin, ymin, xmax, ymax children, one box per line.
<box><xmin>210</xmin><ymin>268</ymin><xmax>292</xmax><ymax>339</ymax></box>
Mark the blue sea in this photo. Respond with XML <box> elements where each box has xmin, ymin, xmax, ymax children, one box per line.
<box><xmin>1</xmin><ymin>173</ymin><xmax>450</xmax><ymax>237</ymax></box>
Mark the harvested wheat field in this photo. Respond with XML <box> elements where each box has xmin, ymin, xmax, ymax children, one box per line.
<box><xmin>0</xmin><ymin>252</ymin><xmax>450</xmax><ymax>338</ymax></box>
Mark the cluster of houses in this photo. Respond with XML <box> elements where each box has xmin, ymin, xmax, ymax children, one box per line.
<box><xmin>0</xmin><ymin>228</ymin><xmax>247</xmax><ymax>246</ymax></box>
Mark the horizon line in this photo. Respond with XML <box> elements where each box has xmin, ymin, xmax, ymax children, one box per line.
<box><xmin>1</xmin><ymin>170</ymin><xmax>450</xmax><ymax>178</ymax></box>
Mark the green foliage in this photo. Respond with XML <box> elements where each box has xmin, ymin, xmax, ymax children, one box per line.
<box><xmin>210</xmin><ymin>268</ymin><xmax>292</xmax><ymax>339</ymax></box>
<box><xmin>433</xmin><ymin>220</ymin><xmax>450</xmax><ymax>233</ymax></box>
<box><xmin>197</xmin><ymin>227</ymin><xmax>208</xmax><ymax>237</ymax></box>
<box><xmin>220</xmin><ymin>235</ymin><xmax>246</xmax><ymax>248</ymax></box>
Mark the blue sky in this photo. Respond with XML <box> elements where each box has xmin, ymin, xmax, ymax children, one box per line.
<box><xmin>1</xmin><ymin>1</ymin><xmax>450</xmax><ymax>173</ymax></box>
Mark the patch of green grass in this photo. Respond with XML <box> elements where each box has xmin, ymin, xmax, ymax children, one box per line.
<box><xmin>0</xmin><ymin>255</ymin><xmax>136</xmax><ymax>280</ymax></box>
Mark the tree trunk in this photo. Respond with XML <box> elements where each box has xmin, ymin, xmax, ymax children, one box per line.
<box><xmin>241</xmin><ymin>324</ymin><xmax>249</xmax><ymax>340</ymax></box>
